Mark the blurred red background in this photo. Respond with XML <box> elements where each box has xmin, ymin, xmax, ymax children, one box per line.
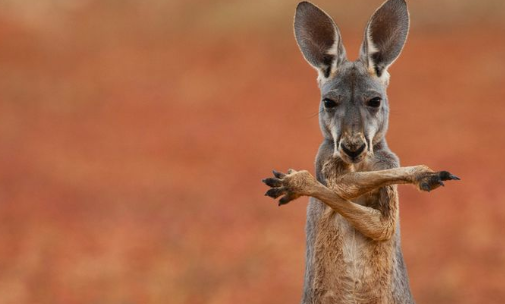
<box><xmin>0</xmin><ymin>0</ymin><xmax>504</xmax><ymax>303</ymax></box>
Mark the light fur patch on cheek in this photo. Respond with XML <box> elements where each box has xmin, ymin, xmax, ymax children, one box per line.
<box><xmin>330</xmin><ymin>121</ymin><xmax>341</xmax><ymax>158</ymax></box>
<box><xmin>367</xmin><ymin>129</ymin><xmax>377</xmax><ymax>155</ymax></box>
<box><xmin>365</xmin><ymin>121</ymin><xmax>379</xmax><ymax>155</ymax></box>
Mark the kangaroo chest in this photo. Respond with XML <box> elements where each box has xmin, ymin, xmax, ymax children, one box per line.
<box><xmin>303</xmin><ymin>157</ymin><xmax>396</xmax><ymax>302</ymax></box>
<box><xmin>309</xmin><ymin>202</ymin><xmax>394</xmax><ymax>304</ymax></box>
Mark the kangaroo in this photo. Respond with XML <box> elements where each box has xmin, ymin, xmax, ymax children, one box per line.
<box><xmin>262</xmin><ymin>0</ymin><xmax>459</xmax><ymax>303</ymax></box>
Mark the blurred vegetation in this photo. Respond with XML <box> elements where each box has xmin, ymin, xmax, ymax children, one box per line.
<box><xmin>1</xmin><ymin>0</ymin><xmax>505</xmax><ymax>35</ymax></box>
<box><xmin>0</xmin><ymin>1</ymin><xmax>504</xmax><ymax>304</ymax></box>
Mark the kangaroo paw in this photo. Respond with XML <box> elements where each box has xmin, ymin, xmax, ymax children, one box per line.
<box><xmin>262</xmin><ymin>169</ymin><xmax>315</xmax><ymax>206</ymax></box>
<box><xmin>416</xmin><ymin>170</ymin><xmax>460</xmax><ymax>192</ymax></box>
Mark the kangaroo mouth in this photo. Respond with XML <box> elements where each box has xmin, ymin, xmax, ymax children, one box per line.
<box><xmin>339</xmin><ymin>143</ymin><xmax>367</xmax><ymax>164</ymax></box>
<box><xmin>341</xmin><ymin>143</ymin><xmax>366</xmax><ymax>158</ymax></box>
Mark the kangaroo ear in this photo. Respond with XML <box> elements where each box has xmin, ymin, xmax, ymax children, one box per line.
<box><xmin>294</xmin><ymin>2</ymin><xmax>346</xmax><ymax>80</ymax></box>
<box><xmin>360</xmin><ymin>0</ymin><xmax>409</xmax><ymax>78</ymax></box>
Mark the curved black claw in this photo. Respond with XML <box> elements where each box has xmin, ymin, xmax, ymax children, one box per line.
<box><xmin>263</xmin><ymin>169</ymin><xmax>303</xmax><ymax>206</ymax></box>
<box><xmin>279</xmin><ymin>194</ymin><xmax>297</xmax><ymax>206</ymax></box>
<box><xmin>419</xmin><ymin>171</ymin><xmax>460</xmax><ymax>192</ymax></box>
<box><xmin>265</xmin><ymin>187</ymin><xmax>286</xmax><ymax>199</ymax></box>
<box><xmin>272</xmin><ymin>170</ymin><xmax>285</xmax><ymax>179</ymax></box>
<box><xmin>262</xmin><ymin>177</ymin><xmax>282</xmax><ymax>187</ymax></box>
<box><xmin>440</xmin><ymin>171</ymin><xmax>461</xmax><ymax>181</ymax></box>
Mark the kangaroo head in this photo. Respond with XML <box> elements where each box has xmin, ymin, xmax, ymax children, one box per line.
<box><xmin>294</xmin><ymin>0</ymin><xmax>409</xmax><ymax>164</ymax></box>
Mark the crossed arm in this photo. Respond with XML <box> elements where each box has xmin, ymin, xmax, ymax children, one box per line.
<box><xmin>263</xmin><ymin>166</ymin><xmax>459</xmax><ymax>241</ymax></box>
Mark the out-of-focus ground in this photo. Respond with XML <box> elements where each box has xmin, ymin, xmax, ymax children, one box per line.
<box><xmin>0</xmin><ymin>0</ymin><xmax>504</xmax><ymax>303</ymax></box>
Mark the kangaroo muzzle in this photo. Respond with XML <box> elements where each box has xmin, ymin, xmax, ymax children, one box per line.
<box><xmin>339</xmin><ymin>136</ymin><xmax>368</xmax><ymax>164</ymax></box>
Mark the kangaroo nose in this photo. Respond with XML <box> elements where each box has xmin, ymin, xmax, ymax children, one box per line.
<box><xmin>341</xmin><ymin>143</ymin><xmax>366</xmax><ymax>159</ymax></box>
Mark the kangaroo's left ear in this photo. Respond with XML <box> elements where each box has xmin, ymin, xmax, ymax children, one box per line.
<box><xmin>360</xmin><ymin>0</ymin><xmax>409</xmax><ymax>78</ymax></box>
<box><xmin>294</xmin><ymin>2</ymin><xmax>347</xmax><ymax>81</ymax></box>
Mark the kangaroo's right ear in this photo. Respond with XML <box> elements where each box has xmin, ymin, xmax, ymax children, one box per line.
<box><xmin>294</xmin><ymin>2</ymin><xmax>346</xmax><ymax>81</ymax></box>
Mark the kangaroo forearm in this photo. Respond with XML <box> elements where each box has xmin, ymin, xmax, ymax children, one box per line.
<box><xmin>309</xmin><ymin>183</ymin><xmax>395</xmax><ymax>241</ymax></box>
<box><xmin>333</xmin><ymin>166</ymin><xmax>422</xmax><ymax>200</ymax></box>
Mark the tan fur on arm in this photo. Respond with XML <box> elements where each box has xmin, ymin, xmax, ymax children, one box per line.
<box><xmin>267</xmin><ymin>165</ymin><xmax>446</xmax><ymax>241</ymax></box>
<box><xmin>306</xmin><ymin>165</ymin><xmax>441</xmax><ymax>240</ymax></box>
<box><xmin>301</xmin><ymin>165</ymin><xmax>432</xmax><ymax>241</ymax></box>
<box><xmin>332</xmin><ymin>166</ymin><xmax>430</xmax><ymax>200</ymax></box>
<box><xmin>309</xmin><ymin>181</ymin><xmax>396</xmax><ymax>241</ymax></box>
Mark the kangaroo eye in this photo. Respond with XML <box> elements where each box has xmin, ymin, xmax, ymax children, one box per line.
<box><xmin>367</xmin><ymin>97</ymin><xmax>382</xmax><ymax>108</ymax></box>
<box><xmin>323</xmin><ymin>98</ymin><xmax>338</xmax><ymax>109</ymax></box>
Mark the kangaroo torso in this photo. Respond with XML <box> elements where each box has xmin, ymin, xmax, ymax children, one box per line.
<box><xmin>302</xmin><ymin>141</ymin><xmax>414</xmax><ymax>304</ymax></box>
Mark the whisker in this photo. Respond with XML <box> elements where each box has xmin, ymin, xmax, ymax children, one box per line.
<box><xmin>306</xmin><ymin>109</ymin><xmax>324</xmax><ymax>119</ymax></box>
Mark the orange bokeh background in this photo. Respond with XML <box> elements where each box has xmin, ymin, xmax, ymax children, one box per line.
<box><xmin>0</xmin><ymin>0</ymin><xmax>504</xmax><ymax>303</ymax></box>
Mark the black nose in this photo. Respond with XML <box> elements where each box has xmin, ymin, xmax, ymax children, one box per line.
<box><xmin>341</xmin><ymin>143</ymin><xmax>366</xmax><ymax>159</ymax></box>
